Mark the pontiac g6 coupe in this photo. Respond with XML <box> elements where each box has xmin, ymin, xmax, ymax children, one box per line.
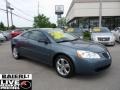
<box><xmin>11</xmin><ymin>28</ymin><xmax>112</xmax><ymax>78</ymax></box>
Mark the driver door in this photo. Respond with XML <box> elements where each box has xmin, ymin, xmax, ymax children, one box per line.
<box><xmin>27</xmin><ymin>30</ymin><xmax>53</xmax><ymax>64</ymax></box>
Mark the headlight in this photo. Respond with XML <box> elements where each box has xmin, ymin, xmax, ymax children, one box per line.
<box><xmin>77</xmin><ymin>50</ymin><xmax>101</xmax><ymax>59</ymax></box>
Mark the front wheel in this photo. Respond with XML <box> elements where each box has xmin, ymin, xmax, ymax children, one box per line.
<box><xmin>55</xmin><ymin>55</ymin><xmax>74</xmax><ymax>78</ymax></box>
<box><xmin>12</xmin><ymin>47</ymin><xmax>20</xmax><ymax>59</ymax></box>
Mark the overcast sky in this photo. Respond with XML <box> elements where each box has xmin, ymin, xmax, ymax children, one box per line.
<box><xmin>0</xmin><ymin>0</ymin><xmax>72</xmax><ymax>27</ymax></box>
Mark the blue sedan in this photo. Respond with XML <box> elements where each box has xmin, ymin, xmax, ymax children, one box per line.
<box><xmin>11</xmin><ymin>28</ymin><xmax>112</xmax><ymax>78</ymax></box>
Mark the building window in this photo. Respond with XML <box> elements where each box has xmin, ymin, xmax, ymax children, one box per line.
<box><xmin>68</xmin><ymin>16</ymin><xmax>120</xmax><ymax>30</ymax></box>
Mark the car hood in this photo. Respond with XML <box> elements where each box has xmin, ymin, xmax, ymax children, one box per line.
<box><xmin>59</xmin><ymin>40</ymin><xmax>107</xmax><ymax>53</ymax></box>
<box><xmin>91</xmin><ymin>32</ymin><xmax>113</xmax><ymax>37</ymax></box>
<box><xmin>70</xmin><ymin>32</ymin><xmax>82</xmax><ymax>35</ymax></box>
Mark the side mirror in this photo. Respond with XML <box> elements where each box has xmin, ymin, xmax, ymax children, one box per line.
<box><xmin>38</xmin><ymin>39</ymin><xmax>50</xmax><ymax>44</ymax></box>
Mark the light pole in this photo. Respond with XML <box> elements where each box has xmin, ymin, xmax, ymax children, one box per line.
<box><xmin>99</xmin><ymin>0</ymin><xmax>102</xmax><ymax>28</ymax></box>
<box><xmin>9</xmin><ymin>7</ymin><xmax>14</xmax><ymax>26</ymax></box>
<box><xmin>6</xmin><ymin>0</ymin><xmax>9</xmax><ymax>29</ymax></box>
<box><xmin>55</xmin><ymin>5</ymin><xmax>64</xmax><ymax>28</ymax></box>
<box><xmin>38</xmin><ymin>0</ymin><xmax>40</xmax><ymax>15</ymax></box>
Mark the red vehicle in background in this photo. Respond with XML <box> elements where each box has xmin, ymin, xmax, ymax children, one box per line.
<box><xmin>11</xmin><ymin>29</ymin><xmax>25</xmax><ymax>38</ymax></box>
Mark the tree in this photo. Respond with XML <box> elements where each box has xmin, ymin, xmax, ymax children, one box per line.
<box><xmin>10</xmin><ymin>25</ymin><xmax>16</xmax><ymax>29</ymax></box>
<box><xmin>0</xmin><ymin>22</ymin><xmax>6</xmax><ymax>31</ymax></box>
<box><xmin>33</xmin><ymin>14</ymin><xmax>56</xmax><ymax>28</ymax></box>
<box><xmin>50</xmin><ymin>23</ymin><xmax>57</xmax><ymax>28</ymax></box>
<box><xmin>58</xmin><ymin>17</ymin><xmax>67</xmax><ymax>27</ymax></box>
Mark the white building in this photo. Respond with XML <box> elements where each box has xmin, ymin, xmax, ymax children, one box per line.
<box><xmin>66</xmin><ymin>0</ymin><xmax>120</xmax><ymax>29</ymax></box>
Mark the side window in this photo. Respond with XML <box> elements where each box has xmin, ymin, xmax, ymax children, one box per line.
<box><xmin>38</xmin><ymin>32</ymin><xmax>47</xmax><ymax>40</ymax></box>
<box><xmin>29</xmin><ymin>31</ymin><xmax>47</xmax><ymax>41</ymax></box>
<box><xmin>22</xmin><ymin>32</ymin><xmax>30</xmax><ymax>38</ymax></box>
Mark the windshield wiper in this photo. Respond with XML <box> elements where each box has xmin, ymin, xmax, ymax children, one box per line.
<box><xmin>72</xmin><ymin>38</ymin><xmax>80</xmax><ymax>41</ymax></box>
<box><xmin>56</xmin><ymin>40</ymin><xmax>71</xmax><ymax>43</ymax></box>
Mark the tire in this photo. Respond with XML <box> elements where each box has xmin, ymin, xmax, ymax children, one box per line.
<box><xmin>55</xmin><ymin>55</ymin><xmax>74</xmax><ymax>78</ymax></box>
<box><xmin>12</xmin><ymin>47</ymin><xmax>20</xmax><ymax>59</ymax></box>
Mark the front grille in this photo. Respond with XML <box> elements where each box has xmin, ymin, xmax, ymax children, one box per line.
<box><xmin>98</xmin><ymin>37</ymin><xmax>110</xmax><ymax>41</ymax></box>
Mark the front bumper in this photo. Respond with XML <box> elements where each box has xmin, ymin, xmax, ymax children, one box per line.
<box><xmin>93</xmin><ymin>38</ymin><xmax>115</xmax><ymax>45</ymax></box>
<box><xmin>74</xmin><ymin>57</ymin><xmax>112</xmax><ymax>74</ymax></box>
<box><xmin>97</xmin><ymin>41</ymin><xmax>115</xmax><ymax>45</ymax></box>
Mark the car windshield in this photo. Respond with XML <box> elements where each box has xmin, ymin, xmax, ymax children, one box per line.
<box><xmin>92</xmin><ymin>28</ymin><xmax>110</xmax><ymax>33</ymax></box>
<box><xmin>47</xmin><ymin>30</ymin><xmax>79</xmax><ymax>43</ymax></box>
<box><xmin>64</xmin><ymin>28</ymin><xmax>82</xmax><ymax>33</ymax></box>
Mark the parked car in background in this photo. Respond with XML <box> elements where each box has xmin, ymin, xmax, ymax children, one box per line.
<box><xmin>0</xmin><ymin>32</ymin><xmax>6</xmax><ymax>42</ymax></box>
<box><xmin>64</xmin><ymin>28</ymin><xmax>83</xmax><ymax>39</ymax></box>
<box><xmin>1</xmin><ymin>31</ymin><xmax>11</xmax><ymax>40</ymax></box>
<box><xmin>111</xmin><ymin>27</ymin><xmax>120</xmax><ymax>42</ymax></box>
<box><xmin>11</xmin><ymin>28</ymin><xmax>112</xmax><ymax>78</ymax></box>
<box><xmin>91</xmin><ymin>27</ymin><xmax>115</xmax><ymax>46</ymax></box>
<box><xmin>11</xmin><ymin>29</ymin><xmax>25</xmax><ymax>38</ymax></box>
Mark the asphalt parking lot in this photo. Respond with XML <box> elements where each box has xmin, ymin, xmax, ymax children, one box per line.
<box><xmin>0</xmin><ymin>41</ymin><xmax>120</xmax><ymax>90</ymax></box>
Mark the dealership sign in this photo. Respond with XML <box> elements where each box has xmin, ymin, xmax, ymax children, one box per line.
<box><xmin>0</xmin><ymin>74</ymin><xmax>32</xmax><ymax>90</ymax></box>
<box><xmin>55</xmin><ymin>5</ymin><xmax>64</xmax><ymax>15</ymax></box>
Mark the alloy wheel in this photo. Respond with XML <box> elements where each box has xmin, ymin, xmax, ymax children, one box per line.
<box><xmin>56</xmin><ymin>58</ymin><xmax>70</xmax><ymax>76</ymax></box>
<box><xmin>12</xmin><ymin>47</ymin><xmax>19</xmax><ymax>59</ymax></box>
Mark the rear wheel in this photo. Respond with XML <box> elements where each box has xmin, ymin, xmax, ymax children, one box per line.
<box><xmin>55</xmin><ymin>55</ymin><xmax>74</xmax><ymax>78</ymax></box>
<box><xmin>12</xmin><ymin>47</ymin><xmax>20</xmax><ymax>59</ymax></box>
